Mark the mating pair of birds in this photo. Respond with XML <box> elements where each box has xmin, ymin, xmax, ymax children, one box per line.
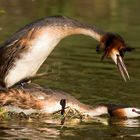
<box><xmin>0</xmin><ymin>15</ymin><xmax>139</xmax><ymax>119</ymax></box>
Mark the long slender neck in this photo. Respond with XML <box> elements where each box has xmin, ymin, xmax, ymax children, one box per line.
<box><xmin>32</xmin><ymin>22</ymin><xmax>106</xmax><ymax>63</ymax></box>
<box><xmin>42</xmin><ymin>16</ymin><xmax>106</xmax><ymax>43</ymax></box>
<box><xmin>72</xmin><ymin>102</ymin><xmax>108</xmax><ymax>117</ymax></box>
<box><xmin>86</xmin><ymin>105</ymin><xmax>108</xmax><ymax>116</ymax></box>
<box><xmin>67</xmin><ymin>27</ymin><xmax>103</xmax><ymax>41</ymax></box>
<box><xmin>51</xmin><ymin>24</ymin><xmax>105</xmax><ymax>42</ymax></box>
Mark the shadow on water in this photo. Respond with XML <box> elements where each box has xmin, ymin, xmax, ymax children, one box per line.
<box><xmin>0</xmin><ymin>116</ymin><xmax>140</xmax><ymax>139</ymax></box>
<box><xmin>0</xmin><ymin>0</ymin><xmax>140</xmax><ymax>139</ymax></box>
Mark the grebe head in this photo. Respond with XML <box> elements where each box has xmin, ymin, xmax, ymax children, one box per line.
<box><xmin>107</xmin><ymin>105</ymin><xmax>140</xmax><ymax>118</ymax></box>
<box><xmin>120</xmin><ymin>108</ymin><xmax>140</xmax><ymax>118</ymax></box>
<box><xmin>132</xmin><ymin>108</ymin><xmax>140</xmax><ymax>116</ymax></box>
<box><xmin>97</xmin><ymin>32</ymin><xmax>132</xmax><ymax>81</ymax></box>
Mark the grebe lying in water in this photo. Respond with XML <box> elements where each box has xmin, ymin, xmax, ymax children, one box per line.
<box><xmin>0</xmin><ymin>84</ymin><xmax>139</xmax><ymax>119</ymax></box>
<box><xmin>0</xmin><ymin>16</ymin><xmax>131</xmax><ymax>89</ymax></box>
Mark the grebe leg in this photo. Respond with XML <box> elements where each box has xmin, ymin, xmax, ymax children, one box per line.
<box><xmin>12</xmin><ymin>72</ymin><xmax>50</xmax><ymax>89</ymax></box>
<box><xmin>12</xmin><ymin>78</ymin><xmax>31</xmax><ymax>89</ymax></box>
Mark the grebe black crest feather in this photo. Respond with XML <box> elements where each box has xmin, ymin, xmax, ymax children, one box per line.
<box><xmin>102</xmin><ymin>103</ymin><xmax>128</xmax><ymax>116</ymax></box>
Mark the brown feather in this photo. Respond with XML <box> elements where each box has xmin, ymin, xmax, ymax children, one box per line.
<box><xmin>0</xmin><ymin>28</ymin><xmax>37</xmax><ymax>87</ymax></box>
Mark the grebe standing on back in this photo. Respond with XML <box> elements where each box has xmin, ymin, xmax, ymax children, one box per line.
<box><xmin>0</xmin><ymin>16</ymin><xmax>131</xmax><ymax>89</ymax></box>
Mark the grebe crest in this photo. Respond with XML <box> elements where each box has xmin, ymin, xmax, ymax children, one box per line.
<box><xmin>96</xmin><ymin>32</ymin><xmax>132</xmax><ymax>81</ymax></box>
<box><xmin>106</xmin><ymin>104</ymin><xmax>140</xmax><ymax>118</ymax></box>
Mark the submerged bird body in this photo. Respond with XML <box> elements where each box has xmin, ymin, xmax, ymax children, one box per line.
<box><xmin>0</xmin><ymin>16</ymin><xmax>130</xmax><ymax>88</ymax></box>
<box><xmin>0</xmin><ymin>84</ymin><xmax>140</xmax><ymax>119</ymax></box>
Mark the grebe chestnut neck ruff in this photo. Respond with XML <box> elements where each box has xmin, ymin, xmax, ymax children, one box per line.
<box><xmin>0</xmin><ymin>84</ymin><xmax>140</xmax><ymax>119</ymax></box>
<box><xmin>0</xmin><ymin>16</ymin><xmax>131</xmax><ymax>88</ymax></box>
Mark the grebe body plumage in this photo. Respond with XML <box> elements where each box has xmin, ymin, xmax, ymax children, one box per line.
<box><xmin>0</xmin><ymin>84</ymin><xmax>139</xmax><ymax>119</ymax></box>
<box><xmin>0</xmin><ymin>16</ymin><xmax>130</xmax><ymax>88</ymax></box>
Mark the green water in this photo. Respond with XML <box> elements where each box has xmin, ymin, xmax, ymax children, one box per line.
<box><xmin>0</xmin><ymin>0</ymin><xmax>140</xmax><ymax>139</ymax></box>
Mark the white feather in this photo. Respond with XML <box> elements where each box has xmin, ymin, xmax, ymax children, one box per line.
<box><xmin>5</xmin><ymin>31</ymin><xmax>61</xmax><ymax>88</ymax></box>
<box><xmin>124</xmin><ymin>108</ymin><xmax>140</xmax><ymax>118</ymax></box>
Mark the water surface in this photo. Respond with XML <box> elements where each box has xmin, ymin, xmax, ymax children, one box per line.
<box><xmin>0</xmin><ymin>0</ymin><xmax>140</xmax><ymax>139</ymax></box>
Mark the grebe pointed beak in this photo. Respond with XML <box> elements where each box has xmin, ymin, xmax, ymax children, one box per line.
<box><xmin>136</xmin><ymin>111</ymin><xmax>140</xmax><ymax>114</ymax></box>
<box><xmin>132</xmin><ymin>109</ymin><xmax>140</xmax><ymax>114</ymax></box>
<box><xmin>110</xmin><ymin>50</ymin><xmax>130</xmax><ymax>81</ymax></box>
<box><xmin>116</xmin><ymin>54</ymin><xmax>130</xmax><ymax>81</ymax></box>
<box><xmin>98</xmin><ymin>33</ymin><xmax>131</xmax><ymax>81</ymax></box>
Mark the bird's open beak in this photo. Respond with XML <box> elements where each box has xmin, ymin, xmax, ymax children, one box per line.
<box><xmin>110</xmin><ymin>49</ymin><xmax>130</xmax><ymax>81</ymax></box>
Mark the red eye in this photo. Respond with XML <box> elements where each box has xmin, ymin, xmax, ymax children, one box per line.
<box><xmin>132</xmin><ymin>109</ymin><xmax>135</xmax><ymax>112</ymax></box>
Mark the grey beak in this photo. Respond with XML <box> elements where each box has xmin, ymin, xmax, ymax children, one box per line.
<box><xmin>133</xmin><ymin>109</ymin><xmax>140</xmax><ymax>114</ymax></box>
<box><xmin>136</xmin><ymin>111</ymin><xmax>140</xmax><ymax>114</ymax></box>
<box><xmin>116</xmin><ymin>55</ymin><xmax>130</xmax><ymax>81</ymax></box>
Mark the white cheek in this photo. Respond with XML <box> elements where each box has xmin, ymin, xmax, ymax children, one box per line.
<box><xmin>124</xmin><ymin>108</ymin><xmax>140</xmax><ymax>118</ymax></box>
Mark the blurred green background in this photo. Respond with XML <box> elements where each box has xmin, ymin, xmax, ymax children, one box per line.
<box><xmin>0</xmin><ymin>0</ymin><xmax>140</xmax><ymax>139</ymax></box>
<box><xmin>0</xmin><ymin>0</ymin><xmax>140</xmax><ymax>108</ymax></box>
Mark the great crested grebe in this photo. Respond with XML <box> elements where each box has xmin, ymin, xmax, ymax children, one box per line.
<box><xmin>0</xmin><ymin>16</ymin><xmax>131</xmax><ymax>89</ymax></box>
<box><xmin>0</xmin><ymin>83</ymin><xmax>139</xmax><ymax>119</ymax></box>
